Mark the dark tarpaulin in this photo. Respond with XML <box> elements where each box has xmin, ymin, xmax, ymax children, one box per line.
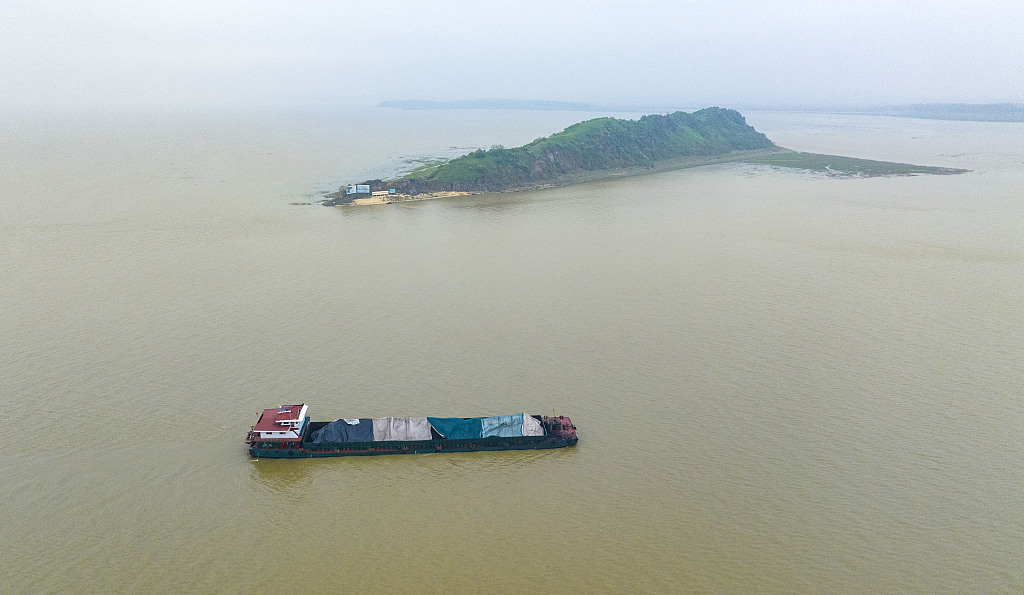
<box><xmin>309</xmin><ymin>418</ymin><xmax>374</xmax><ymax>444</ymax></box>
<box><xmin>427</xmin><ymin>417</ymin><xmax>483</xmax><ymax>439</ymax></box>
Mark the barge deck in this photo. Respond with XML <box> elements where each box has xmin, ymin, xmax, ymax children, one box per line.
<box><xmin>247</xmin><ymin>405</ymin><xmax>578</xmax><ymax>458</ymax></box>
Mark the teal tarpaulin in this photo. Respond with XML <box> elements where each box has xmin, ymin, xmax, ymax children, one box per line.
<box><xmin>428</xmin><ymin>417</ymin><xmax>483</xmax><ymax>439</ymax></box>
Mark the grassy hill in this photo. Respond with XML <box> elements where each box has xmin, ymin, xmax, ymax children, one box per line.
<box><xmin>383</xmin><ymin>107</ymin><xmax>774</xmax><ymax>194</ymax></box>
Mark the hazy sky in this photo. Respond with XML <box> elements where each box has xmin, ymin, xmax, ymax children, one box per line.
<box><xmin>3</xmin><ymin>0</ymin><xmax>1022</xmax><ymax>111</ymax></box>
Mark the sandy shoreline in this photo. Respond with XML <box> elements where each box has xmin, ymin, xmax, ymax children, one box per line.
<box><xmin>347</xmin><ymin>190</ymin><xmax>478</xmax><ymax>206</ymax></box>
<box><xmin>329</xmin><ymin>148</ymin><xmax>784</xmax><ymax>207</ymax></box>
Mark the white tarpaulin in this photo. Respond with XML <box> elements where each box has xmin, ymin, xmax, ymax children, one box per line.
<box><xmin>522</xmin><ymin>414</ymin><xmax>545</xmax><ymax>436</ymax></box>
<box><xmin>372</xmin><ymin>417</ymin><xmax>432</xmax><ymax>441</ymax></box>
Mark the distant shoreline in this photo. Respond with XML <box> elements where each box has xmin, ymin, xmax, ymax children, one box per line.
<box><xmin>832</xmin><ymin>103</ymin><xmax>1023</xmax><ymax>123</ymax></box>
<box><xmin>753</xmin><ymin>103</ymin><xmax>1024</xmax><ymax>123</ymax></box>
<box><xmin>379</xmin><ymin>99</ymin><xmax>1024</xmax><ymax>123</ymax></box>
<box><xmin>376</xmin><ymin>99</ymin><xmax>674</xmax><ymax>112</ymax></box>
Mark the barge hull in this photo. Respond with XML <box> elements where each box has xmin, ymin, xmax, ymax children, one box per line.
<box><xmin>250</xmin><ymin>436</ymin><xmax>576</xmax><ymax>458</ymax></box>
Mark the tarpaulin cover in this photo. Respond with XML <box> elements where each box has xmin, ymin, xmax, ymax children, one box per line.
<box><xmin>372</xmin><ymin>417</ymin><xmax>432</xmax><ymax>441</ymax></box>
<box><xmin>522</xmin><ymin>414</ymin><xmax>546</xmax><ymax>436</ymax></box>
<box><xmin>309</xmin><ymin>418</ymin><xmax>373</xmax><ymax>444</ymax></box>
<box><xmin>427</xmin><ymin>417</ymin><xmax>483</xmax><ymax>439</ymax></box>
<box><xmin>481</xmin><ymin>414</ymin><xmax>525</xmax><ymax>438</ymax></box>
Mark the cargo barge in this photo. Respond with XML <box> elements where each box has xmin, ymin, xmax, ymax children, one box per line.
<box><xmin>246</xmin><ymin>404</ymin><xmax>578</xmax><ymax>458</ymax></box>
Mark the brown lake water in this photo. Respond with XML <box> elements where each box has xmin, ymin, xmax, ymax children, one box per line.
<box><xmin>1</xmin><ymin>108</ymin><xmax>1022</xmax><ymax>593</ymax></box>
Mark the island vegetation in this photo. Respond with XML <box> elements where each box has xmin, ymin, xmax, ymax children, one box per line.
<box><xmin>746</xmin><ymin>151</ymin><xmax>967</xmax><ymax>177</ymax></box>
<box><xmin>324</xmin><ymin>107</ymin><xmax>967</xmax><ymax>205</ymax></box>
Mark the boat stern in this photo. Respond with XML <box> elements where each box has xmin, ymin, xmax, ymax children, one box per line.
<box><xmin>544</xmin><ymin>415</ymin><xmax>578</xmax><ymax>445</ymax></box>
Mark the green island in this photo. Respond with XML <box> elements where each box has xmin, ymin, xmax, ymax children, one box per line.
<box><xmin>324</xmin><ymin>108</ymin><xmax>967</xmax><ymax>205</ymax></box>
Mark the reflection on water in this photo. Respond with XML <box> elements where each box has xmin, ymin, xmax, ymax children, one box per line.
<box><xmin>1</xmin><ymin>109</ymin><xmax>1022</xmax><ymax>593</ymax></box>
<box><xmin>251</xmin><ymin>446</ymin><xmax>579</xmax><ymax>497</ymax></box>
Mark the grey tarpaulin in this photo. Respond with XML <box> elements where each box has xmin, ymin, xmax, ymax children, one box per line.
<box><xmin>372</xmin><ymin>417</ymin><xmax>433</xmax><ymax>441</ymax></box>
<box><xmin>522</xmin><ymin>414</ymin><xmax>545</xmax><ymax>436</ymax></box>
